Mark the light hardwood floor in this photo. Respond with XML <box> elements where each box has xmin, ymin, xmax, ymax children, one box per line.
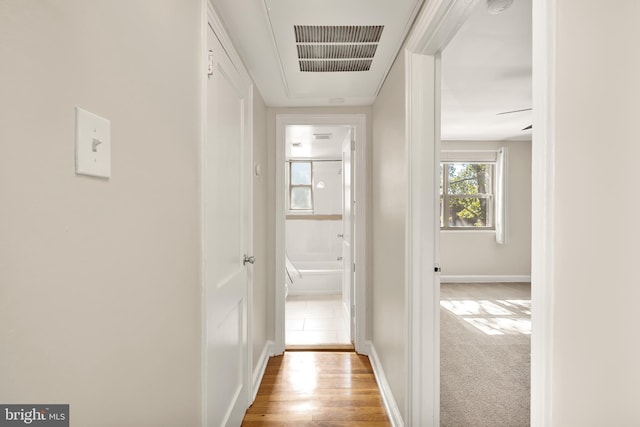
<box><xmin>242</xmin><ymin>351</ymin><xmax>390</xmax><ymax>426</ymax></box>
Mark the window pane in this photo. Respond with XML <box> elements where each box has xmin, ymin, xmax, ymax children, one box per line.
<box><xmin>447</xmin><ymin>163</ymin><xmax>490</xmax><ymax>195</ymax></box>
<box><xmin>291</xmin><ymin>187</ymin><xmax>312</xmax><ymax>210</ymax></box>
<box><xmin>447</xmin><ymin>197</ymin><xmax>490</xmax><ymax>227</ymax></box>
<box><xmin>291</xmin><ymin>162</ymin><xmax>311</xmax><ymax>185</ymax></box>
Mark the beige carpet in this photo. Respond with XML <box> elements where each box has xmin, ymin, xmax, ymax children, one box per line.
<box><xmin>440</xmin><ymin>282</ymin><xmax>531</xmax><ymax>427</ymax></box>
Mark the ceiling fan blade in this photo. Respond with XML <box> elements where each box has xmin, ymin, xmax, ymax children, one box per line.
<box><xmin>522</xmin><ymin>124</ymin><xmax>532</xmax><ymax>131</ymax></box>
<box><xmin>496</xmin><ymin>108</ymin><xmax>532</xmax><ymax>116</ymax></box>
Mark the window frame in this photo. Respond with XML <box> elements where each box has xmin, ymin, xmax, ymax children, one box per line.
<box><xmin>440</xmin><ymin>161</ymin><xmax>496</xmax><ymax>231</ymax></box>
<box><xmin>288</xmin><ymin>160</ymin><xmax>314</xmax><ymax>212</ymax></box>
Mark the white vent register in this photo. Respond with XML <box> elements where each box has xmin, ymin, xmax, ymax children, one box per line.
<box><xmin>294</xmin><ymin>25</ymin><xmax>383</xmax><ymax>72</ymax></box>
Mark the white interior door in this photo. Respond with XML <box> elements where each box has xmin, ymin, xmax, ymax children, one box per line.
<box><xmin>204</xmin><ymin>24</ymin><xmax>251</xmax><ymax>427</ymax></box>
<box><xmin>341</xmin><ymin>132</ymin><xmax>354</xmax><ymax>342</ymax></box>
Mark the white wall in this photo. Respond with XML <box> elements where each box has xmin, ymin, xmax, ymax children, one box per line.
<box><xmin>312</xmin><ymin>161</ymin><xmax>343</xmax><ymax>215</ymax></box>
<box><xmin>285</xmin><ymin>160</ymin><xmax>342</xmax><ymax>265</ymax></box>
<box><xmin>252</xmin><ymin>87</ymin><xmax>269</xmax><ymax>372</ymax></box>
<box><xmin>440</xmin><ymin>140</ymin><xmax>531</xmax><ymax>278</ymax></box>
<box><xmin>371</xmin><ymin>53</ymin><xmax>407</xmax><ymax>419</ymax></box>
<box><xmin>0</xmin><ymin>1</ymin><xmax>202</xmax><ymax>426</ymax></box>
<box><xmin>286</xmin><ymin>220</ymin><xmax>342</xmax><ymax>264</ymax></box>
<box><xmin>550</xmin><ymin>1</ymin><xmax>640</xmax><ymax>424</ymax></box>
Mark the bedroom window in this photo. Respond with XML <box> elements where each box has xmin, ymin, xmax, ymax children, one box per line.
<box><xmin>440</xmin><ymin>162</ymin><xmax>495</xmax><ymax>229</ymax></box>
<box><xmin>289</xmin><ymin>161</ymin><xmax>313</xmax><ymax>210</ymax></box>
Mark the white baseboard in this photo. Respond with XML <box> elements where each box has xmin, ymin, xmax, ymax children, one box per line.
<box><xmin>251</xmin><ymin>340</ymin><xmax>274</xmax><ymax>402</ymax></box>
<box><xmin>366</xmin><ymin>341</ymin><xmax>404</xmax><ymax>427</ymax></box>
<box><xmin>440</xmin><ymin>275</ymin><xmax>531</xmax><ymax>283</ymax></box>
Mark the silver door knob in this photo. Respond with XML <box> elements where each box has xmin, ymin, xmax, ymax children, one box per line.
<box><xmin>243</xmin><ymin>255</ymin><xmax>255</xmax><ymax>265</ymax></box>
<box><xmin>337</xmin><ymin>233</ymin><xmax>344</xmax><ymax>238</ymax></box>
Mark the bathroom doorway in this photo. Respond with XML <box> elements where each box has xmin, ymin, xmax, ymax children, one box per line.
<box><xmin>274</xmin><ymin>114</ymin><xmax>368</xmax><ymax>353</ymax></box>
<box><xmin>284</xmin><ymin>124</ymin><xmax>351</xmax><ymax>348</ymax></box>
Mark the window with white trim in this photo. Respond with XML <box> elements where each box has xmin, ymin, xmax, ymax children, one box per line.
<box><xmin>440</xmin><ymin>162</ymin><xmax>494</xmax><ymax>229</ymax></box>
<box><xmin>289</xmin><ymin>161</ymin><xmax>313</xmax><ymax>210</ymax></box>
<box><xmin>439</xmin><ymin>148</ymin><xmax>507</xmax><ymax>243</ymax></box>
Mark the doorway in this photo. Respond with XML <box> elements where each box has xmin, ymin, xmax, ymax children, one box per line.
<box><xmin>439</xmin><ymin>0</ymin><xmax>533</xmax><ymax>424</ymax></box>
<box><xmin>283</xmin><ymin>124</ymin><xmax>352</xmax><ymax>348</ymax></box>
<box><xmin>403</xmin><ymin>0</ymin><xmax>552</xmax><ymax>425</ymax></box>
<box><xmin>274</xmin><ymin>114</ymin><xmax>368</xmax><ymax>355</ymax></box>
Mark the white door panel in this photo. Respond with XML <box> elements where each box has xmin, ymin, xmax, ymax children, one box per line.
<box><xmin>205</xmin><ymin>24</ymin><xmax>251</xmax><ymax>427</ymax></box>
<box><xmin>342</xmin><ymin>132</ymin><xmax>354</xmax><ymax>342</ymax></box>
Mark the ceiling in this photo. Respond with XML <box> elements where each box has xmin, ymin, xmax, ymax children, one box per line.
<box><xmin>211</xmin><ymin>0</ymin><xmax>532</xmax><ymax>142</ymax></box>
<box><xmin>441</xmin><ymin>0</ymin><xmax>532</xmax><ymax>141</ymax></box>
<box><xmin>285</xmin><ymin>125</ymin><xmax>351</xmax><ymax>160</ymax></box>
<box><xmin>211</xmin><ymin>0</ymin><xmax>423</xmax><ymax>107</ymax></box>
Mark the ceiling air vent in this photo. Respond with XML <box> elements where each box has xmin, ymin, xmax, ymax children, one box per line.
<box><xmin>297</xmin><ymin>44</ymin><xmax>378</xmax><ymax>60</ymax></box>
<box><xmin>294</xmin><ymin>25</ymin><xmax>384</xmax><ymax>73</ymax></box>
<box><xmin>313</xmin><ymin>133</ymin><xmax>333</xmax><ymax>140</ymax></box>
<box><xmin>300</xmin><ymin>60</ymin><xmax>373</xmax><ymax>72</ymax></box>
<box><xmin>294</xmin><ymin>25</ymin><xmax>384</xmax><ymax>43</ymax></box>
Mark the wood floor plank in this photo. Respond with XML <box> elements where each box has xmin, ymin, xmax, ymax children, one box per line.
<box><xmin>242</xmin><ymin>352</ymin><xmax>391</xmax><ymax>426</ymax></box>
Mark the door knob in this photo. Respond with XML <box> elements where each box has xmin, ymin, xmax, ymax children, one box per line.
<box><xmin>243</xmin><ymin>255</ymin><xmax>255</xmax><ymax>265</ymax></box>
<box><xmin>337</xmin><ymin>233</ymin><xmax>344</xmax><ymax>238</ymax></box>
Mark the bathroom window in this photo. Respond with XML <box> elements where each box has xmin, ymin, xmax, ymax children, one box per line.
<box><xmin>289</xmin><ymin>161</ymin><xmax>313</xmax><ymax>210</ymax></box>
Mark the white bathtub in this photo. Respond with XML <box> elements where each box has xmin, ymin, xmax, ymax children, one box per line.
<box><xmin>287</xmin><ymin>260</ymin><xmax>342</xmax><ymax>296</ymax></box>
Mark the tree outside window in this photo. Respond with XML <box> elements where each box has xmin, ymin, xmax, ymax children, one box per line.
<box><xmin>441</xmin><ymin>162</ymin><xmax>494</xmax><ymax>229</ymax></box>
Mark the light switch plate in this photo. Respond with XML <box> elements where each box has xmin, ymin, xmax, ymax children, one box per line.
<box><xmin>75</xmin><ymin>107</ymin><xmax>111</xmax><ymax>178</ymax></box>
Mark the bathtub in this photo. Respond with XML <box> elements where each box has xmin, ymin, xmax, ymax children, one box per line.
<box><xmin>287</xmin><ymin>260</ymin><xmax>342</xmax><ymax>296</ymax></box>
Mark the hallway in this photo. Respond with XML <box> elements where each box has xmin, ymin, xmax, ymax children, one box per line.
<box><xmin>4</xmin><ymin>1</ymin><xmax>640</xmax><ymax>425</ymax></box>
<box><xmin>242</xmin><ymin>352</ymin><xmax>390</xmax><ymax>426</ymax></box>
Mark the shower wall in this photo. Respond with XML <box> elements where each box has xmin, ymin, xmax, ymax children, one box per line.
<box><xmin>286</xmin><ymin>160</ymin><xmax>343</xmax><ymax>294</ymax></box>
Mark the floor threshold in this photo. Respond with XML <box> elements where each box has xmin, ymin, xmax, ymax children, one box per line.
<box><xmin>285</xmin><ymin>344</ymin><xmax>355</xmax><ymax>352</ymax></box>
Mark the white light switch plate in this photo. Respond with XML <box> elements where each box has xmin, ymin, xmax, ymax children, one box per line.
<box><xmin>75</xmin><ymin>107</ymin><xmax>111</xmax><ymax>178</ymax></box>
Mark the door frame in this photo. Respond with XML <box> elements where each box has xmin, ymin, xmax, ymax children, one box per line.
<box><xmin>201</xmin><ymin>3</ymin><xmax>255</xmax><ymax>425</ymax></box>
<box><xmin>404</xmin><ymin>0</ymin><xmax>555</xmax><ymax>425</ymax></box>
<box><xmin>274</xmin><ymin>114</ymin><xmax>368</xmax><ymax>355</ymax></box>
<box><xmin>341</xmin><ymin>132</ymin><xmax>355</xmax><ymax>343</ymax></box>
